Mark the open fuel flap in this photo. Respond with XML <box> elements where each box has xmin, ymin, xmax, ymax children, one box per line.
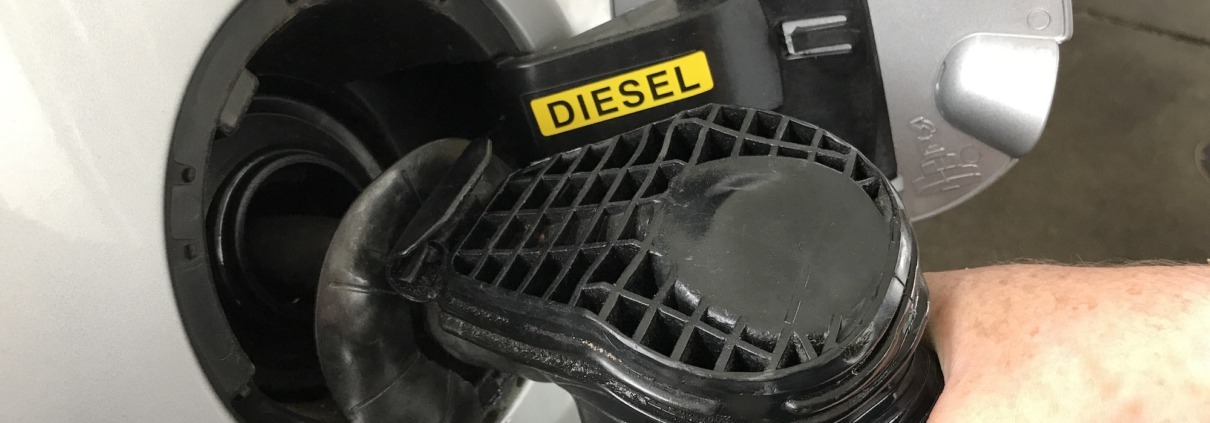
<box><xmin>486</xmin><ymin>0</ymin><xmax>1070</xmax><ymax>220</ymax></box>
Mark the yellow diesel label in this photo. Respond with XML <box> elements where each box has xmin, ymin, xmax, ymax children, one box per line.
<box><xmin>530</xmin><ymin>51</ymin><xmax>714</xmax><ymax>136</ymax></box>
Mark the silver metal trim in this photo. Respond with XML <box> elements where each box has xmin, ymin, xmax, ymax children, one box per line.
<box><xmin>782</xmin><ymin>16</ymin><xmax>854</xmax><ymax>58</ymax></box>
<box><xmin>937</xmin><ymin>35</ymin><xmax>1061</xmax><ymax>158</ymax></box>
<box><xmin>490</xmin><ymin>0</ymin><xmax>613</xmax><ymax>52</ymax></box>
<box><xmin>868</xmin><ymin>0</ymin><xmax>1072</xmax><ymax>220</ymax></box>
<box><xmin>499</xmin><ymin>381</ymin><xmax>581</xmax><ymax>423</ymax></box>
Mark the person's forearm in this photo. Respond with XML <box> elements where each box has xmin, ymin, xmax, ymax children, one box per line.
<box><xmin>924</xmin><ymin>264</ymin><xmax>1210</xmax><ymax>423</ymax></box>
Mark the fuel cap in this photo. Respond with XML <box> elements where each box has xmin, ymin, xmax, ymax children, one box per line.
<box><xmin>393</xmin><ymin>105</ymin><xmax>942</xmax><ymax>422</ymax></box>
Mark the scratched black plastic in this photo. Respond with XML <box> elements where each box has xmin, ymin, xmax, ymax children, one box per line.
<box><xmin>420</xmin><ymin>105</ymin><xmax>943</xmax><ymax>422</ymax></box>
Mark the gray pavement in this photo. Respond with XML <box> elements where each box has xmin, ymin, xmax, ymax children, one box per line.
<box><xmin>915</xmin><ymin>4</ymin><xmax>1210</xmax><ymax>271</ymax></box>
<box><xmin>1079</xmin><ymin>0</ymin><xmax>1210</xmax><ymax>43</ymax></box>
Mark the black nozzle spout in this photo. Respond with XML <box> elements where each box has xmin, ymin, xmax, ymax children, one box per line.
<box><xmin>314</xmin><ymin>139</ymin><xmax>508</xmax><ymax>423</ymax></box>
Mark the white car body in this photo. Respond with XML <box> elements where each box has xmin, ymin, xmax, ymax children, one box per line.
<box><xmin>1</xmin><ymin>0</ymin><xmax>241</xmax><ymax>420</ymax></box>
<box><xmin>0</xmin><ymin>1</ymin><xmax>600</xmax><ymax>420</ymax></box>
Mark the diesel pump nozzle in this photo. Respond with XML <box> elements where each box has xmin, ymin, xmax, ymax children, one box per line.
<box><xmin>346</xmin><ymin>105</ymin><xmax>943</xmax><ymax>422</ymax></box>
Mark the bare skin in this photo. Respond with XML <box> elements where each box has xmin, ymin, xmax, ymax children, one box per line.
<box><xmin>925</xmin><ymin>264</ymin><xmax>1210</xmax><ymax>422</ymax></box>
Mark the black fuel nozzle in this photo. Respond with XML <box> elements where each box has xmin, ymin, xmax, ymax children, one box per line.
<box><xmin>389</xmin><ymin>105</ymin><xmax>942</xmax><ymax>422</ymax></box>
